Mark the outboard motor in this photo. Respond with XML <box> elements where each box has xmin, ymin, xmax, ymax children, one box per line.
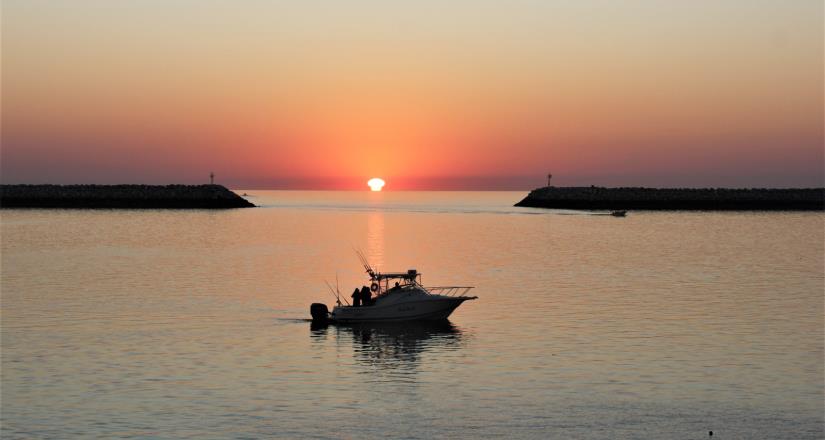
<box><xmin>310</xmin><ymin>303</ymin><xmax>329</xmax><ymax>323</ymax></box>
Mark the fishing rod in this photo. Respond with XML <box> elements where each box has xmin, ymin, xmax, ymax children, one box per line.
<box><xmin>324</xmin><ymin>280</ymin><xmax>347</xmax><ymax>306</ymax></box>
<box><xmin>335</xmin><ymin>272</ymin><xmax>342</xmax><ymax>304</ymax></box>
<box><xmin>353</xmin><ymin>247</ymin><xmax>376</xmax><ymax>278</ymax></box>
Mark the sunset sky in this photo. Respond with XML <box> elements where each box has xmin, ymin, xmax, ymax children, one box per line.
<box><xmin>2</xmin><ymin>1</ymin><xmax>823</xmax><ymax>189</ymax></box>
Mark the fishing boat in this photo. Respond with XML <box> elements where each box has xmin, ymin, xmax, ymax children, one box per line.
<box><xmin>310</xmin><ymin>252</ymin><xmax>477</xmax><ymax>324</ymax></box>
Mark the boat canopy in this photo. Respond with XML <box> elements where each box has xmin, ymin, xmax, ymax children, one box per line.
<box><xmin>372</xmin><ymin>269</ymin><xmax>419</xmax><ymax>281</ymax></box>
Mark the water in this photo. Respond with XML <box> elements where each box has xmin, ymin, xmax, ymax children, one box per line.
<box><xmin>2</xmin><ymin>191</ymin><xmax>823</xmax><ymax>439</ymax></box>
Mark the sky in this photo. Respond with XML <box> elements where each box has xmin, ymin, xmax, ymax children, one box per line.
<box><xmin>2</xmin><ymin>0</ymin><xmax>823</xmax><ymax>189</ymax></box>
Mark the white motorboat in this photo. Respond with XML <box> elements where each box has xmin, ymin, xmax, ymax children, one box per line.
<box><xmin>310</xmin><ymin>254</ymin><xmax>477</xmax><ymax>324</ymax></box>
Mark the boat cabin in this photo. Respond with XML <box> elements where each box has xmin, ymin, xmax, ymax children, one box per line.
<box><xmin>369</xmin><ymin>269</ymin><xmax>422</xmax><ymax>296</ymax></box>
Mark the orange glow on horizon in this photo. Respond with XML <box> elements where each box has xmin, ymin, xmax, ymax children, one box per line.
<box><xmin>1</xmin><ymin>2</ymin><xmax>822</xmax><ymax>188</ymax></box>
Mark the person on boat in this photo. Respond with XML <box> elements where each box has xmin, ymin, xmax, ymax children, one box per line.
<box><xmin>360</xmin><ymin>285</ymin><xmax>372</xmax><ymax>306</ymax></box>
<box><xmin>351</xmin><ymin>288</ymin><xmax>361</xmax><ymax>307</ymax></box>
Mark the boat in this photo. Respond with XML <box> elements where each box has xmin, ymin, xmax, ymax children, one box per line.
<box><xmin>610</xmin><ymin>210</ymin><xmax>627</xmax><ymax>217</ymax></box>
<box><xmin>310</xmin><ymin>254</ymin><xmax>477</xmax><ymax>324</ymax></box>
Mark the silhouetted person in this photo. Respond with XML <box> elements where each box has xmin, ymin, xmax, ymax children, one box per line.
<box><xmin>351</xmin><ymin>288</ymin><xmax>361</xmax><ymax>307</ymax></box>
<box><xmin>360</xmin><ymin>286</ymin><xmax>372</xmax><ymax>306</ymax></box>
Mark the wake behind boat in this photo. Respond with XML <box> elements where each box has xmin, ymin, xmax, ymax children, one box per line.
<box><xmin>310</xmin><ymin>252</ymin><xmax>477</xmax><ymax>324</ymax></box>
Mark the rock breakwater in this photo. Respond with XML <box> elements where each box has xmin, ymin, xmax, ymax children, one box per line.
<box><xmin>515</xmin><ymin>186</ymin><xmax>824</xmax><ymax>211</ymax></box>
<box><xmin>0</xmin><ymin>184</ymin><xmax>256</xmax><ymax>209</ymax></box>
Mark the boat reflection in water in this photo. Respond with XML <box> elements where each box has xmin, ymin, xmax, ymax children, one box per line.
<box><xmin>310</xmin><ymin>320</ymin><xmax>465</xmax><ymax>371</ymax></box>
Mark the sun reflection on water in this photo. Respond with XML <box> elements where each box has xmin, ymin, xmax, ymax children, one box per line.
<box><xmin>367</xmin><ymin>210</ymin><xmax>385</xmax><ymax>271</ymax></box>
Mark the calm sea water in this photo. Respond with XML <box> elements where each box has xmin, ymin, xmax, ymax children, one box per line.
<box><xmin>2</xmin><ymin>191</ymin><xmax>823</xmax><ymax>439</ymax></box>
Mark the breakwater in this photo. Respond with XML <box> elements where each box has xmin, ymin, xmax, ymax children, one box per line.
<box><xmin>0</xmin><ymin>184</ymin><xmax>255</xmax><ymax>209</ymax></box>
<box><xmin>515</xmin><ymin>186</ymin><xmax>825</xmax><ymax>211</ymax></box>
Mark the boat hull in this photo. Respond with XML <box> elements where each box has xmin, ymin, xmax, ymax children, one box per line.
<box><xmin>331</xmin><ymin>297</ymin><xmax>471</xmax><ymax>323</ymax></box>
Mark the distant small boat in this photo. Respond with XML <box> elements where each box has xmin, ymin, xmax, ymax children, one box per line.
<box><xmin>611</xmin><ymin>210</ymin><xmax>627</xmax><ymax>217</ymax></box>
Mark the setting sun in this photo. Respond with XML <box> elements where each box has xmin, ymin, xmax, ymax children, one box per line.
<box><xmin>367</xmin><ymin>178</ymin><xmax>386</xmax><ymax>191</ymax></box>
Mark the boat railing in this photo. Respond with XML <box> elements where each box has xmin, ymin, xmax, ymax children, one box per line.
<box><xmin>425</xmin><ymin>286</ymin><xmax>475</xmax><ymax>297</ymax></box>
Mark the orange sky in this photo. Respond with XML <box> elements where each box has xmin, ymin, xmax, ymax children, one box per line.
<box><xmin>2</xmin><ymin>1</ymin><xmax>822</xmax><ymax>189</ymax></box>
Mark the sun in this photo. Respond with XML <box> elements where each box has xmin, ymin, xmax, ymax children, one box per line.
<box><xmin>367</xmin><ymin>178</ymin><xmax>386</xmax><ymax>191</ymax></box>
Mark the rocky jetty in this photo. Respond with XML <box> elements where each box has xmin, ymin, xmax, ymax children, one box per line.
<box><xmin>515</xmin><ymin>186</ymin><xmax>825</xmax><ymax>211</ymax></box>
<box><xmin>0</xmin><ymin>184</ymin><xmax>256</xmax><ymax>209</ymax></box>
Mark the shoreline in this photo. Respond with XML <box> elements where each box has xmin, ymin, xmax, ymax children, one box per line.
<box><xmin>0</xmin><ymin>184</ymin><xmax>256</xmax><ymax>209</ymax></box>
<box><xmin>514</xmin><ymin>186</ymin><xmax>825</xmax><ymax>211</ymax></box>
